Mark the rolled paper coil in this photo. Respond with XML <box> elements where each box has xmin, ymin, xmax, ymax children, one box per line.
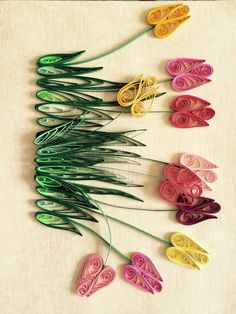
<box><xmin>172</xmin><ymin>73</ymin><xmax>211</xmax><ymax>91</ymax></box>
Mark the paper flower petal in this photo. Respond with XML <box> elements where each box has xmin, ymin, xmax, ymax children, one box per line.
<box><xmin>189</xmin><ymin>64</ymin><xmax>214</xmax><ymax>77</ymax></box>
<box><xmin>154</xmin><ymin>16</ymin><xmax>190</xmax><ymax>39</ymax></box>
<box><xmin>171</xmin><ymin>233</ymin><xmax>208</xmax><ymax>254</ymax></box>
<box><xmin>166</xmin><ymin>247</ymin><xmax>200</xmax><ymax>270</ymax></box>
<box><xmin>180</xmin><ymin>153</ymin><xmax>218</xmax><ymax>170</ymax></box>
<box><xmin>131</xmin><ymin>252</ymin><xmax>163</xmax><ymax>282</ymax></box>
<box><xmin>172</xmin><ymin>74</ymin><xmax>211</xmax><ymax>91</ymax></box>
<box><xmin>179</xmin><ymin>196</ymin><xmax>221</xmax><ymax>213</ymax></box>
<box><xmin>176</xmin><ymin>210</ymin><xmax>217</xmax><ymax>225</ymax></box>
<box><xmin>192</xmin><ymin>107</ymin><xmax>215</xmax><ymax>120</ymax></box>
<box><xmin>167</xmin><ymin>58</ymin><xmax>205</xmax><ymax>76</ymax></box>
<box><xmin>147</xmin><ymin>4</ymin><xmax>180</xmax><ymax>24</ymax></box>
<box><xmin>170</xmin><ymin>95</ymin><xmax>210</xmax><ymax>112</ymax></box>
<box><xmin>76</xmin><ymin>254</ymin><xmax>103</xmax><ymax>296</ymax></box>
<box><xmin>169</xmin><ymin>112</ymin><xmax>209</xmax><ymax>128</ymax></box>
<box><xmin>122</xmin><ymin>265</ymin><xmax>154</xmax><ymax>294</ymax></box>
<box><xmin>167</xmin><ymin>4</ymin><xmax>190</xmax><ymax>20</ymax></box>
<box><xmin>86</xmin><ymin>266</ymin><xmax>116</xmax><ymax>297</ymax></box>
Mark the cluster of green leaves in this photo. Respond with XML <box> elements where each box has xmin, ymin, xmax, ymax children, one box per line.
<box><xmin>35</xmin><ymin>51</ymin><xmax>145</xmax><ymax>236</ymax></box>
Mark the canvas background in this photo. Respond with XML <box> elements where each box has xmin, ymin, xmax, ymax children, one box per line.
<box><xmin>0</xmin><ymin>1</ymin><xmax>236</xmax><ymax>313</ymax></box>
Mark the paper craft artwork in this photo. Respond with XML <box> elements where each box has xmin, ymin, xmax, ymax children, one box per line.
<box><xmin>33</xmin><ymin>3</ymin><xmax>220</xmax><ymax>297</ymax></box>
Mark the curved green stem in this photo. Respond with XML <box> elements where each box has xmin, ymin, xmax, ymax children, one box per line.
<box><xmin>96</xmin><ymin>200</ymin><xmax>178</xmax><ymax>213</ymax></box>
<box><xmin>88</xmin><ymin>208</ymin><xmax>172</xmax><ymax>246</ymax></box>
<box><xmin>69</xmin><ymin>25</ymin><xmax>155</xmax><ymax>65</ymax></box>
<box><xmin>74</xmin><ymin>221</ymin><xmax>131</xmax><ymax>262</ymax></box>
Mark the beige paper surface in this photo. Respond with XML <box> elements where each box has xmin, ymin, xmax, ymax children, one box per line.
<box><xmin>0</xmin><ymin>1</ymin><xmax>236</xmax><ymax>313</ymax></box>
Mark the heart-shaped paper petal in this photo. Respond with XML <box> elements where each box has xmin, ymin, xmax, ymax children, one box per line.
<box><xmin>154</xmin><ymin>16</ymin><xmax>190</xmax><ymax>39</ymax></box>
<box><xmin>176</xmin><ymin>210</ymin><xmax>217</xmax><ymax>225</ymax></box>
<box><xmin>131</xmin><ymin>252</ymin><xmax>163</xmax><ymax>282</ymax></box>
<box><xmin>86</xmin><ymin>265</ymin><xmax>116</xmax><ymax>297</ymax></box>
<box><xmin>77</xmin><ymin>254</ymin><xmax>103</xmax><ymax>290</ymax></box>
<box><xmin>171</xmin><ymin>233</ymin><xmax>208</xmax><ymax>254</ymax></box>
<box><xmin>180</xmin><ymin>153</ymin><xmax>218</xmax><ymax>170</ymax></box>
<box><xmin>170</xmin><ymin>95</ymin><xmax>210</xmax><ymax>112</ymax></box>
<box><xmin>169</xmin><ymin>112</ymin><xmax>209</xmax><ymax>128</ymax></box>
<box><xmin>189</xmin><ymin>64</ymin><xmax>214</xmax><ymax>77</ymax></box>
<box><xmin>172</xmin><ymin>74</ymin><xmax>211</xmax><ymax>91</ymax></box>
<box><xmin>166</xmin><ymin>247</ymin><xmax>200</xmax><ymax>270</ymax></box>
<box><xmin>167</xmin><ymin>58</ymin><xmax>205</xmax><ymax>76</ymax></box>
<box><xmin>122</xmin><ymin>264</ymin><xmax>154</xmax><ymax>294</ymax></box>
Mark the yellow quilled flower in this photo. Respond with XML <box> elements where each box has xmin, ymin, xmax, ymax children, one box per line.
<box><xmin>166</xmin><ymin>233</ymin><xmax>209</xmax><ymax>270</ymax></box>
<box><xmin>147</xmin><ymin>3</ymin><xmax>191</xmax><ymax>39</ymax></box>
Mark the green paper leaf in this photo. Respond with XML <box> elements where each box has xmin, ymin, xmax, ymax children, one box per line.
<box><xmin>37</xmin><ymin>51</ymin><xmax>86</xmax><ymax>66</ymax></box>
<box><xmin>35</xmin><ymin>211</ymin><xmax>82</xmax><ymax>235</ymax></box>
<box><xmin>36</xmin><ymin>199</ymin><xmax>98</xmax><ymax>222</ymax></box>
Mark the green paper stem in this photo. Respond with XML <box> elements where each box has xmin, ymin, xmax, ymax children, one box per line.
<box><xmin>93</xmin><ymin>211</ymin><xmax>172</xmax><ymax>246</ymax></box>
<box><xmin>68</xmin><ymin>25</ymin><xmax>155</xmax><ymax>65</ymax></box>
<box><xmin>96</xmin><ymin>200</ymin><xmax>178</xmax><ymax>213</ymax></box>
<box><xmin>74</xmin><ymin>220</ymin><xmax>130</xmax><ymax>262</ymax></box>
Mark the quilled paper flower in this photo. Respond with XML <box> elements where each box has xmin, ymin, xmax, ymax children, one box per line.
<box><xmin>117</xmin><ymin>75</ymin><xmax>159</xmax><ymax>117</ymax></box>
<box><xmin>166</xmin><ymin>233</ymin><xmax>209</xmax><ymax>270</ymax></box>
<box><xmin>167</xmin><ymin>58</ymin><xmax>214</xmax><ymax>91</ymax></box>
<box><xmin>176</xmin><ymin>196</ymin><xmax>221</xmax><ymax>225</ymax></box>
<box><xmin>122</xmin><ymin>252</ymin><xmax>163</xmax><ymax>294</ymax></box>
<box><xmin>169</xmin><ymin>95</ymin><xmax>215</xmax><ymax>128</ymax></box>
<box><xmin>147</xmin><ymin>3</ymin><xmax>190</xmax><ymax>38</ymax></box>
<box><xmin>76</xmin><ymin>254</ymin><xmax>116</xmax><ymax>297</ymax></box>
<box><xmin>159</xmin><ymin>153</ymin><xmax>219</xmax><ymax>208</ymax></box>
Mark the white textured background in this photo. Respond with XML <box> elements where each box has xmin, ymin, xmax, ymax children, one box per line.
<box><xmin>0</xmin><ymin>1</ymin><xmax>236</xmax><ymax>313</ymax></box>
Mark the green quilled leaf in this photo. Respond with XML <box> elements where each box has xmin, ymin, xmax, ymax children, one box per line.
<box><xmin>36</xmin><ymin>164</ymin><xmax>142</xmax><ymax>187</ymax></box>
<box><xmin>37</xmin><ymin>76</ymin><xmax>125</xmax><ymax>92</ymax></box>
<box><xmin>35</xmin><ymin>211</ymin><xmax>82</xmax><ymax>235</ymax></box>
<box><xmin>35</xmin><ymin>103</ymin><xmax>113</xmax><ymax>121</ymax></box>
<box><xmin>37</xmin><ymin>50</ymin><xmax>86</xmax><ymax>66</ymax></box>
<box><xmin>35</xmin><ymin>199</ymin><xmax>98</xmax><ymax>222</ymax></box>
<box><xmin>35</xmin><ymin>175</ymin><xmax>143</xmax><ymax>202</ymax></box>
